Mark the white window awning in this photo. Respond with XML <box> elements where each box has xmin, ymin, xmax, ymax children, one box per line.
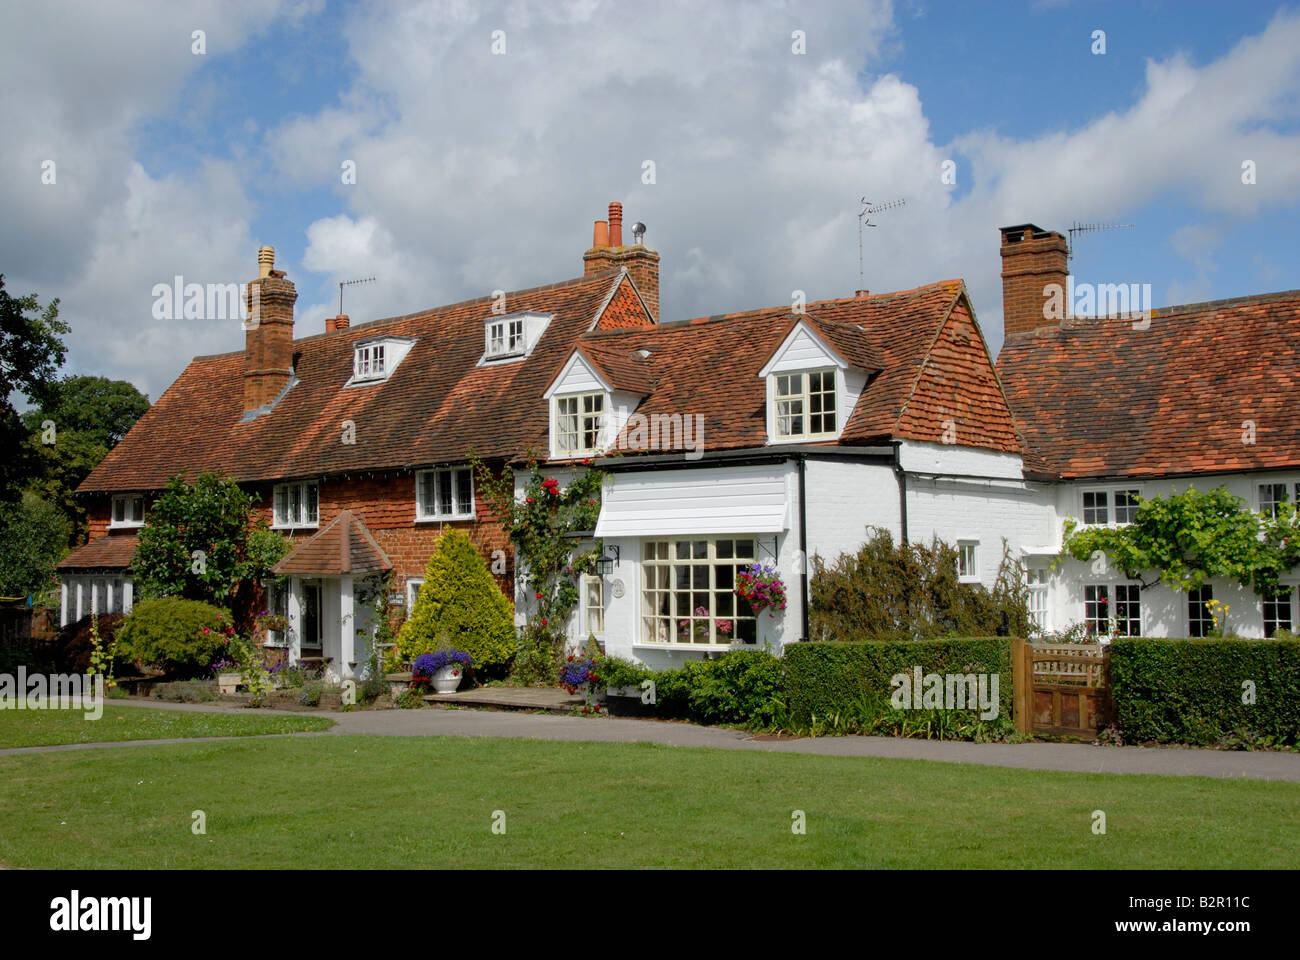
<box><xmin>594</xmin><ymin>464</ymin><xmax>792</xmax><ymax>538</ymax></box>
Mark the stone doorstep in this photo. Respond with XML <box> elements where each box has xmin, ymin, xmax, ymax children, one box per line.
<box><xmin>421</xmin><ymin>686</ymin><xmax>587</xmax><ymax>714</ymax></box>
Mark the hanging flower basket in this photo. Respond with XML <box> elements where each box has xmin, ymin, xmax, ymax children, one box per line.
<box><xmin>734</xmin><ymin>563</ymin><xmax>788</xmax><ymax>617</ymax></box>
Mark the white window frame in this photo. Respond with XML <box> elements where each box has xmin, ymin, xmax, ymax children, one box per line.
<box><xmin>1187</xmin><ymin>584</ymin><xmax>1214</xmax><ymax>638</ymax></box>
<box><xmin>110</xmin><ymin>495</ymin><xmax>146</xmax><ymax>529</ymax></box>
<box><xmin>415</xmin><ymin>467</ymin><xmax>475</xmax><ymax>521</ymax></box>
<box><xmin>1026</xmin><ymin>566</ymin><xmax>1050</xmax><ymax>634</ymax></box>
<box><xmin>1257</xmin><ymin>481</ymin><xmax>1290</xmax><ymax>519</ymax></box>
<box><xmin>553</xmin><ymin>391</ymin><xmax>606</xmax><ymax>458</ymax></box>
<box><xmin>1080</xmin><ymin>486</ymin><xmax>1142</xmax><ymax>527</ymax></box>
<box><xmin>1083</xmin><ymin>582</ymin><xmax>1142</xmax><ymax>639</ymax></box>
<box><xmin>485</xmin><ymin>316</ymin><xmax>526</xmax><ymax>359</ymax></box>
<box><xmin>956</xmin><ymin>541</ymin><xmax>979</xmax><ymax>583</ymax></box>
<box><xmin>583</xmin><ymin>574</ymin><xmax>605</xmax><ymax>637</ymax></box>
<box><xmin>406</xmin><ymin>578</ymin><xmax>425</xmax><ymax>612</ymax></box>
<box><xmin>272</xmin><ymin>481</ymin><xmax>319</xmax><ymax>530</ymax></box>
<box><xmin>1263</xmin><ymin>585</ymin><xmax>1295</xmax><ymax>637</ymax></box>
<box><xmin>353</xmin><ymin>342</ymin><xmax>387</xmax><ymax>381</ymax></box>
<box><xmin>640</xmin><ymin>537</ymin><xmax>760</xmax><ymax>648</ymax></box>
<box><xmin>771</xmin><ymin>368</ymin><xmax>837</xmax><ymax>442</ymax></box>
<box><xmin>265</xmin><ymin>580</ymin><xmax>288</xmax><ymax>647</ymax></box>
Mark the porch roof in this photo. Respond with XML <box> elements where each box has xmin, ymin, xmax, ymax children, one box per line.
<box><xmin>57</xmin><ymin>534</ymin><xmax>138</xmax><ymax>571</ymax></box>
<box><xmin>272</xmin><ymin>509</ymin><xmax>392</xmax><ymax>577</ymax></box>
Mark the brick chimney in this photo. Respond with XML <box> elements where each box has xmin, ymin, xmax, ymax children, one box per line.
<box><xmin>327</xmin><ymin>314</ymin><xmax>350</xmax><ymax>332</ymax></box>
<box><xmin>243</xmin><ymin>245</ymin><xmax>297</xmax><ymax>414</ymax></box>
<box><xmin>584</xmin><ymin>201</ymin><xmax>660</xmax><ymax>322</ymax></box>
<box><xmin>1000</xmin><ymin>223</ymin><xmax>1068</xmax><ymax>338</ymax></box>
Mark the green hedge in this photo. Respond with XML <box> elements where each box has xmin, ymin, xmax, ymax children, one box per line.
<box><xmin>783</xmin><ymin>638</ymin><xmax>1013</xmax><ymax>726</ymax></box>
<box><xmin>1110</xmin><ymin>638</ymin><xmax>1300</xmax><ymax>746</ymax></box>
<box><xmin>600</xmin><ymin>650</ymin><xmax>784</xmax><ymax>728</ymax></box>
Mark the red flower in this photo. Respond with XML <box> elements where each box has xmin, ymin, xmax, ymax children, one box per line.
<box><xmin>541</xmin><ymin>619</ymin><xmax>548</xmax><ymax>626</ymax></box>
<box><xmin>526</xmin><ymin>497</ymin><xmax>534</xmax><ymax>503</ymax></box>
<box><xmin>535</xmin><ymin>592</ymin><xmax>543</xmax><ymax>600</ymax></box>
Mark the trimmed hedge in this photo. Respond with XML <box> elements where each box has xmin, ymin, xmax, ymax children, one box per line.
<box><xmin>1110</xmin><ymin>637</ymin><xmax>1300</xmax><ymax>746</ymax></box>
<box><xmin>600</xmin><ymin>650</ymin><xmax>784</xmax><ymax>728</ymax></box>
<box><xmin>784</xmin><ymin>638</ymin><xmax>1013</xmax><ymax>726</ymax></box>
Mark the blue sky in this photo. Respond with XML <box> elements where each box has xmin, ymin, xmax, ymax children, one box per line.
<box><xmin>3</xmin><ymin>0</ymin><xmax>1298</xmax><ymax>400</ymax></box>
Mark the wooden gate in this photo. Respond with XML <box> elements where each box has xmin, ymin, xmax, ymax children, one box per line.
<box><xmin>1012</xmin><ymin>638</ymin><xmax>1110</xmax><ymax>739</ymax></box>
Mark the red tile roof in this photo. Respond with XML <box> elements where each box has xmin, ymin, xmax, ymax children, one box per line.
<box><xmin>57</xmin><ymin>534</ymin><xmax>138</xmax><ymax>571</ymax></box>
<box><xmin>579</xmin><ymin>280</ymin><xmax>1023</xmax><ymax>455</ymax></box>
<box><xmin>272</xmin><ymin>510</ymin><xmax>391</xmax><ymax>577</ymax></box>
<box><xmin>995</xmin><ymin>290</ymin><xmax>1300</xmax><ymax>479</ymax></box>
<box><xmin>79</xmin><ymin>270</ymin><xmax>635</xmax><ymax>493</ymax></box>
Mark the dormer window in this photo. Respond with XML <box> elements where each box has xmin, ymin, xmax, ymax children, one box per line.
<box><xmin>354</xmin><ymin>343</ymin><xmax>386</xmax><ymax>381</ymax></box>
<box><xmin>555</xmin><ymin>392</ymin><xmax>605</xmax><ymax>457</ymax></box>
<box><xmin>347</xmin><ymin>336</ymin><xmax>416</xmax><ymax>387</ymax></box>
<box><xmin>478</xmin><ymin>311</ymin><xmax>553</xmax><ymax>366</ymax></box>
<box><xmin>110</xmin><ymin>495</ymin><xmax>146</xmax><ymax>529</ymax></box>
<box><xmin>774</xmin><ymin>369</ymin><xmax>837</xmax><ymax>440</ymax></box>
<box><xmin>486</xmin><ymin>317</ymin><xmax>525</xmax><ymax>358</ymax></box>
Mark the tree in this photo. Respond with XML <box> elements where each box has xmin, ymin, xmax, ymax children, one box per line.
<box><xmin>1061</xmin><ymin>486</ymin><xmax>1300</xmax><ymax>598</ymax></box>
<box><xmin>0</xmin><ymin>276</ymin><xmax>69</xmax><ymax>503</ymax></box>
<box><xmin>395</xmin><ymin>529</ymin><xmax>516</xmax><ymax>674</ymax></box>
<box><xmin>130</xmin><ymin>473</ymin><xmax>288</xmax><ymax>609</ymax></box>
<box><xmin>0</xmin><ymin>492</ymin><xmax>70</xmax><ymax>599</ymax></box>
<box><xmin>21</xmin><ymin>375</ymin><xmax>151</xmax><ymax>545</ymax></box>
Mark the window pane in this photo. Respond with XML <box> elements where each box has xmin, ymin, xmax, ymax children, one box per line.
<box><xmin>304</xmin><ymin>485</ymin><xmax>318</xmax><ymax>523</ymax></box>
<box><xmin>437</xmin><ymin>471</ymin><xmax>453</xmax><ymax>515</ymax></box>
<box><xmin>456</xmin><ymin>469</ymin><xmax>473</xmax><ymax>514</ymax></box>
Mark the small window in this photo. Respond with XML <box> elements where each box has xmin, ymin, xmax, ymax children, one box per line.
<box><xmin>1264</xmin><ymin>588</ymin><xmax>1294</xmax><ymax>637</ymax></box>
<box><xmin>353</xmin><ymin>343</ymin><xmax>387</xmax><ymax>381</ymax></box>
<box><xmin>1259</xmin><ymin>483</ymin><xmax>1288</xmax><ymax>519</ymax></box>
<box><xmin>486</xmin><ymin>317</ymin><xmax>526</xmax><ymax>358</ymax></box>
<box><xmin>406</xmin><ymin>578</ymin><xmax>425</xmax><ymax>612</ymax></box>
<box><xmin>1113</xmin><ymin>583</ymin><xmax>1142</xmax><ymax>637</ymax></box>
<box><xmin>1084</xmin><ymin>585</ymin><xmax>1110</xmax><ymax>636</ymax></box>
<box><xmin>1082</xmin><ymin>491</ymin><xmax>1109</xmax><ymax>525</ymax></box>
<box><xmin>584</xmin><ymin>574</ymin><xmax>605</xmax><ymax>635</ymax></box>
<box><xmin>416</xmin><ymin>467</ymin><xmax>474</xmax><ymax>521</ymax></box>
<box><xmin>957</xmin><ymin>542</ymin><xmax>978</xmax><ymax>582</ymax></box>
<box><xmin>773</xmin><ymin>369</ymin><xmax>836</xmax><ymax>441</ymax></box>
<box><xmin>110</xmin><ymin>495</ymin><xmax>146</xmax><ymax>528</ymax></box>
<box><xmin>273</xmin><ymin>482</ymin><xmax>319</xmax><ymax>528</ymax></box>
<box><xmin>1027</xmin><ymin>567</ymin><xmax>1049</xmax><ymax>633</ymax></box>
<box><xmin>554</xmin><ymin>392</ymin><xmax>605</xmax><ymax>457</ymax></box>
<box><xmin>1188</xmin><ymin>585</ymin><xmax>1214</xmax><ymax>638</ymax></box>
<box><xmin>1114</xmin><ymin>490</ymin><xmax>1140</xmax><ymax>524</ymax></box>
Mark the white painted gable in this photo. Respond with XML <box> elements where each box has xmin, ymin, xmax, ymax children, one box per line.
<box><xmin>760</xmin><ymin>321</ymin><xmax>846</xmax><ymax>376</ymax></box>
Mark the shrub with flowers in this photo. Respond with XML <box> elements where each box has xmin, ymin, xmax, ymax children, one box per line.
<box><xmin>734</xmin><ymin>563</ymin><xmax>788</xmax><ymax>617</ymax></box>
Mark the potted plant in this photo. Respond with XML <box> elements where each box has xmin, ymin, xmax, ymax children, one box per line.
<box><xmin>412</xmin><ymin>650</ymin><xmax>473</xmax><ymax>694</ymax></box>
<box><xmin>734</xmin><ymin>562</ymin><xmax>788</xmax><ymax>618</ymax></box>
<box><xmin>212</xmin><ymin>657</ymin><xmax>242</xmax><ymax>695</ymax></box>
<box><xmin>559</xmin><ymin>652</ymin><xmax>599</xmax><ymax>702</ymax></box>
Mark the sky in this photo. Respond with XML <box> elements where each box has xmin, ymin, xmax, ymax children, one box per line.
<box><xmin>2</xmin><ymin>0</ymin><xmax>1298</xmax><ymax>403</ymax></box>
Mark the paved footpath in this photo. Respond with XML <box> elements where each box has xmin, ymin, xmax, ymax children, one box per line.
<box><xmin>3</xmin><ymin>697</ymin><xmax>1299</xmax><ymax>782</ymax></box>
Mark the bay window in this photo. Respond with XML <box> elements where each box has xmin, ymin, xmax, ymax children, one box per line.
<box><xmin>642</xmin><ymin>537</ymin><xmax>758</xmax><ymax>645</ymax></box>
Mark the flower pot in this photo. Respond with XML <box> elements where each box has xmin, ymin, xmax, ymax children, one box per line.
<box><xmin>217</xmin><ymin>672</ymin><xmax>241</xmax><ymax>695</ymax></box>
<box><xmin>433</xmin><ymin>664</ymin><xmax>464</xmax><ymax>694</ymax></box>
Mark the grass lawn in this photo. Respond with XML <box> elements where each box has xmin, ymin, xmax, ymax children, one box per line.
<box><xmin>0</xmin><ymin>704</ymin><xmax>334</xmax><ymax>749</ymax></box>
<box><xmin>1</xmin><ymin>735</ymin><xmax>1296</xmax><ymax>868</ymax></box>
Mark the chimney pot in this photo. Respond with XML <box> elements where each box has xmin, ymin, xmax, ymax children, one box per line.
<box><xmin>855</xmin><ymin>289</ymin><xmax>870</xmax><ymax>298</ymax></box>
<box><xmin>608</xmin><ymin>201</ymin><xmax>623</xmax><ymax>247</ymax></box>
<box><xmin>593</xmin><ymin>220</ymin><xmax>609</xmax><ymax>248</ymax></box>
<box><xmin>258</xmin><ymin>246</ymin><xmax>275</xmax><ymax>279</ymax></box>
<box><xmin>329</xmin><ymin>314</ymin><xmax>350</xmax><ymax>332</ymax></box>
